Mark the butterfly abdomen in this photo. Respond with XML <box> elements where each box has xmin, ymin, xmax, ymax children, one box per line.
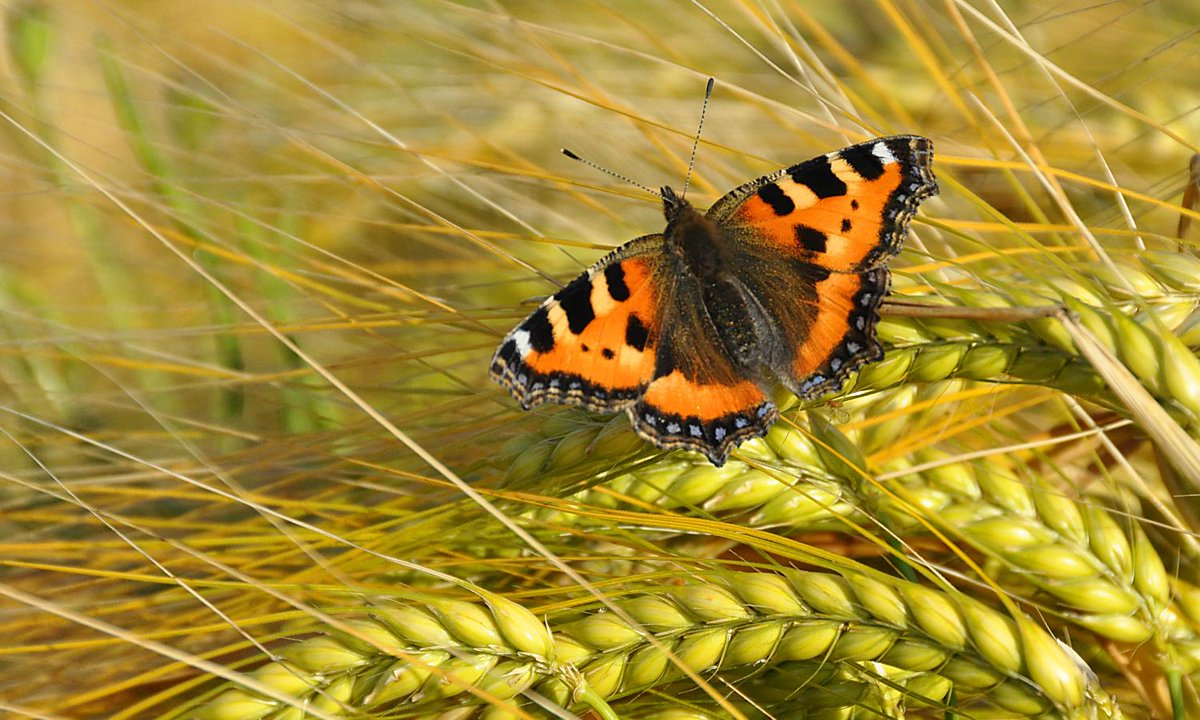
<box><xmin>702</xmin><ymin>280</ymin><xmax>762</xmax><ymax>367</ymax></box>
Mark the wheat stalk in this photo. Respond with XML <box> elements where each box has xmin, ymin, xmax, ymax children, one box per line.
<box><xmin>186</xmin><ymin>568</ymin><xmax>1116</xmax><ymax>719</ymax></box>
<box><xmin>497</xmin><ymin>413</ymin><xmax>1193</xmax><ymax>676</ymax></box>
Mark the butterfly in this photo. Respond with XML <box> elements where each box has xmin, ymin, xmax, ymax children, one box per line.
<box><xmin>491</xmin><ymin>135</ymin><xmax>938</xmax><ymax>466</ymax></box>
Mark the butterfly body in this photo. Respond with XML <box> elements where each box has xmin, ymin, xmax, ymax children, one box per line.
<box><xmin>492</xmin><ymin>135</ymin><xmax>938</xmax><ymax>465</ymax></box>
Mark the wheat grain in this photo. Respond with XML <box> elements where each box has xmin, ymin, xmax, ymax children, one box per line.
<box><xmin>187</xmin><ymin>568</ymin><xmax>1117</xmax><ymax>718</ymax></box>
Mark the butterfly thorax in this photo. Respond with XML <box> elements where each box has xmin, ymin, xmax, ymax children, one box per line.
<box><xmin>661</xmin><ymin>187</ymin><xmax>725</xmax><ymax>281</ymax></box>
<box><xmin>658</xmin><ymin>185</ymin><xmax>767</xmax><ymax>370</ymax></box>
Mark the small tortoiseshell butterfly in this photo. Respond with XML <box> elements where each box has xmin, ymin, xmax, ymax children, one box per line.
<box><xmin>491</xmin><ymin>135</ymin><xmax>938</xmax><ymax>465</ymax></box>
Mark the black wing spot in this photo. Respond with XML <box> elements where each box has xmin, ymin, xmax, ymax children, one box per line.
<box><xmin>522</xmin><ymin>307</ymin><xmax>555</xmax><ymax>352</ymax></box>
<box><xmin>790</xmin><ymin>258</ymin><xmax>831</xmax><ymax>284</ymax></box>
<box><xmin>791</xmin><ymin>157</ymin><xmax>847</xmax><ymax>199</ymax></box>
<box><xmin>625</xmin><ymin>314</ymin><xmax>649</xmax><ymax>352</ymax></box>
<box><xmin>556</xmin><ymin>277</ymin><xmax>596</xmax><ymax>334</ymax></box>
<box><xmin>757</xmin><ymin>183</ymin><xmax>795</xmax><ymax>216</ymax></box>
<box><xmin>604</xmin><ymin>262</ymin><xmax>631</xmax><ymax>301</ymax></box>
<box><xmin>851</xmin><ymin>199</ymin><xmax>860</xmax><ymax>210</ymax></box>
<box><xmin>602</xmin><ymin>348</ymin><xmax>615</xmax><ymax>360</ymax></box>
<box><xmin>794</xmin><ymin>225</ymin><xmax>827</xmax><ymax>253</ymax></box>
<box><xmin>497</xmin><ymin>339</ymin><xmax>518</xmax><ymax>364</ymax></box>
<box><xmin>841</xmin><ymin>218</ymin><xmax>852</xmax><ymax>233</ymax></box>
<box><xmin>655</xmin><ymin>337</ymin><xmax>677</xmax><ymax>376</ymax></box>
<box><xmin>840</xmin><ymin>143</ymin><xmax>886</xmax><ymax>180</ymax></box>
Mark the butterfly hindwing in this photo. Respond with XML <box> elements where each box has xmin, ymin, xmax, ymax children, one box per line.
<box><xmin>630</xmin><ymin>374</ymin><xmax>777</xmax><ymax>466</ymax></box>
<box><xmin>627</xmin><ymin>276</ymin><xmax>777</xmax><ymax>466</ymax></box>
<box><xmin>728</xmin><ymin>253</ymin><xmax>891</xmax><ymax>398</ymax></box>
<box><xmin>490</xmin><ymin>236</ymin><xmax>664</xmax><ymax>412</ymax></box>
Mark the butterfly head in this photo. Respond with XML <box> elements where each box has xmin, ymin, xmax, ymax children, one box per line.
<box><xmin>660</xmin><ymin>186</ymin><xmax>725</xmax><ymax>279</ymax></box>
<box><xmin>660</xmin><ymin>186</ymin><xmax>693</xmax><ymax>223</ymax></box>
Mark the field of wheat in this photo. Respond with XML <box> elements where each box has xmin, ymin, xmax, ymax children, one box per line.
<box><xmin>2</xmin><ymin>1</ymin><xmax>1200</xmax><ymax>718</ymax></box>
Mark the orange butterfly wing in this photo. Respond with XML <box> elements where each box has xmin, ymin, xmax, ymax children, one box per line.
<box><xmin>710</xmin><ymin>135</ymin><xmax>935</xmax><ymax>271</ymax></box>
<box><xmin>490</xmin><ymin>236</ymin><xmax>663</xmax><ymax>412</ymax></box>
<box><xmin>710</xmin><ymin>135</ymin><xmax>938</xmax><ymax>397</ymax></box>
<box><xmin>626</xmin><ymin>270</ymin><xmax>778</xmax><ymax>466</ymax></box>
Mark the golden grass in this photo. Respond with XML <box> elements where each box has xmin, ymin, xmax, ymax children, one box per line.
<box><xmin>1</xmin><ymin>0</ymin><xmax>1199</xmax><ymax>718</ymax></box>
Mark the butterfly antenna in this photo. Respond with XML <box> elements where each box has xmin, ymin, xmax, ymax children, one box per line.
<box><xmin>561</xmin><ymin>148</ymin><xmax>661</xmax><ymax>198</ymax></box>
<box><xmin>680</xmin><ymin>77</ymin><xmax>715</xmax><ymax>201</ymax></box>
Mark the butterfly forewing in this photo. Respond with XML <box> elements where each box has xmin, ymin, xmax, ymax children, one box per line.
<box><xmin>709</xmin><ymin>135</ymin><xmax>937</xmax><ymax>271</ymax></box>
<box><xmin>490</xmin><ymin>236</ymin><xmax>665</xmax><ymax>413</ymax></box>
